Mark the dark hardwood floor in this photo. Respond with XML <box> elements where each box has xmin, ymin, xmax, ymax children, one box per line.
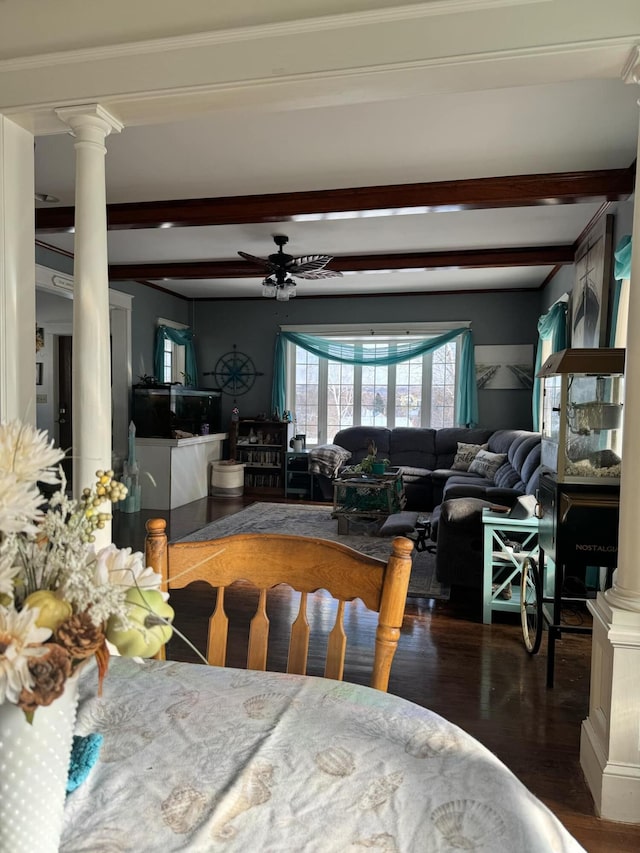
<box><xmin>113</xmin><ymin>496</ymin><xmax>640</xmax><ymax>853</ymax></box>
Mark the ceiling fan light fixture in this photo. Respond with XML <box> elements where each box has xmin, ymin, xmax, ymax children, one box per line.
<box><xmin>275</xmin><ymin>285</ymin><xmax>290</xmax><ymax>302</ymax></box>
<box><xmin>262</xmin><ymin>278</ymin><xmax>277</xmax><ymax>297</ymax></box>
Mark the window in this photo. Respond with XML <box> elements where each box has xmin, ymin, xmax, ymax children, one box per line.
<box><xmin>286</xmin><ymin>326</ymin><xmax>461</xmax><ymax>445</ymax></box>
<box><xmin>157</xmin><ymin>318</ymin><xmax>187</xmax><ymax>383</ymax></box>
<box><xmin>162</xmin><ymin>336</ymin><xmax>173</xmax><ymax>383</ymax></box>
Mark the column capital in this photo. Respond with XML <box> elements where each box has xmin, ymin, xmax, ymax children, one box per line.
<box><xmin>622</xmin><ymin>45</ymin><xmax>640</xmax><ymax>87</ymax></box>
<box><xmin>55</xmin><ymin>104</ymin><xmax>123</xmax><ymax>137</ymax></box>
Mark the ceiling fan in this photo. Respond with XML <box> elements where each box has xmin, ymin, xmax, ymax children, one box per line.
<box><xmin>238</xmin><ymin>234</ymin><xmax>342</xmax><ymax>300</ymax></box>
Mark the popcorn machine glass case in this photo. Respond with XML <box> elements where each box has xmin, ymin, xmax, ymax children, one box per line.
<box><xmin>538</xmin><ymin>348</ymin><xmax>625</xmax><ymax>484</ymax></box>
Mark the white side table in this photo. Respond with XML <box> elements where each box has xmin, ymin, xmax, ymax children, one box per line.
<box><xmin>482</xmin><ymin>509</ymin><xmax>539</xmax><ymax>624</ymax></box>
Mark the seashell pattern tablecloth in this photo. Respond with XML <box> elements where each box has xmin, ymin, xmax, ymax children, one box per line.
<box><xmin>61</xmin><ymin>658</ymin><xmax>585</xmax><ymax>852</ymax></box>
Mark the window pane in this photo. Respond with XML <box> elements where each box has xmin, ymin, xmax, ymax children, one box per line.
<box><xmin>327</xmin><ymin>361</ymin><xmax>355</xmax><ymax>435</ymax></box>
<box><xmin>294</xmin><ymin>348</ymin><xmax>319</xmax><ymax>444</ymax></box>
<box><xmin>431</xmin><ymin>343</ymin><xmax>456</xmax><ymax>428</ymax></box>
<box><xmin>395</xmin><ymin>356</ymin><xmax>423</xmax><ymax>427</ymax></box>
<box><xmin>163</xmin><ymin>338</ymin><xmax>172</xmax><ymax>383</ymax></box>
<box><xmin>361</xmin><ymin>362</ymin><xmax>388</xmax><ymax>426</ymax></box>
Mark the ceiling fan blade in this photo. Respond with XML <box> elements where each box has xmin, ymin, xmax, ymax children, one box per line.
<box><xmin>238</xmin><ymin>251</ymin><xmax>266</xmax><ymax>265</ymax></box>
<box><xmin>295</xmin><ymin>268</ymin><xmax>343</xmax><ymax>280</ymax></box>
<box><xmin>238</xmin><ymin>251</ymin><xmax>280</xmax><ymax>274</ymax></box>
<box><xmin>288</xmin><ymin>255</ymin><xmax>334</xmax><ymax>274</ymax></box>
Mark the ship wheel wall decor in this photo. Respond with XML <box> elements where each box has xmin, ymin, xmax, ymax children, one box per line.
<box><xmin>204</xmin><ymin>346</ymin><xmax>263</xmax><ymax>395</ymax></box>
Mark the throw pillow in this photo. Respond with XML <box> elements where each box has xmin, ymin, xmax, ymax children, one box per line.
<box><xmin>451</xmin><ymin>442</ymin><xmax>488</xmax><ymax>471</ymax></box>
<box><xmin>468</xmin><ymin>449</ymin><xmax>508</xmax><ymax>480</ymax></box>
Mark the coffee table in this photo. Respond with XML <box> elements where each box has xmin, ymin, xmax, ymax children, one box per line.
<box><xmin>332</xmin><ymin>470</ymin><xmax>405</xmax><ymax>534</ymax></box>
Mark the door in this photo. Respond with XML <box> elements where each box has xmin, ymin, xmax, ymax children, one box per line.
<box><xmin>58</xmin><ymin>335</ymin><xmax>73</xmax><ymax>485</ymax></box>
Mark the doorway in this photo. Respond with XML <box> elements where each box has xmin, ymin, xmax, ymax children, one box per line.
<box><xmin>57</xmin><ymin>335</ymin><xmax>73</xmax><ymax>484</ymax></box>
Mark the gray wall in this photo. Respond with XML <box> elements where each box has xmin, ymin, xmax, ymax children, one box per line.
<box><xmin>35</xmin><ymin>250</ymin><xmax>191</xmax><ymax>383</ymax></box>
<box><xmin>193</xmin><ymin>289</ymin><xmax>541</xmax><ymax>433</ymax></box>
<box><xmin>109</xmin><ymin>281</ymin><xmax>191</xmax><ymax>381</ymax></box>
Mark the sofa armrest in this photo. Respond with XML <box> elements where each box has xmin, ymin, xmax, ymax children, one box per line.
<box><xmin>434</xmin><ymin>497</ymin><xmax>494</xmax><ymax>588</ymax></box>
<box><xmin>443</xmin><ymin>482</ymin><xmax>522</xmax><ymax>507</ymax></box>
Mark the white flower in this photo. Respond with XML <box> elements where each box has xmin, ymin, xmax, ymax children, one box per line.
<box><xmin>0</xmin><ymin>471</ymin><xmax>45</xmax><ymax>535</ymax></box>
<box><xmin>92</xmin><ymin>544</ymin><xmax>165</xmax><ymax>597</ymax></box>
<box><xmin>0</xmin><ymin>420</ymin><xmax>65</xmax><ymax>486</ymax></box>
<box><xmin>0</xmin><ymin>605</ymin><xmax>51</xmax><ymax>704</ymax></box>
<box><xmin>0</xmin><ymin>538</ymin><xmax>20</xmax><ymax>599</ymax></box>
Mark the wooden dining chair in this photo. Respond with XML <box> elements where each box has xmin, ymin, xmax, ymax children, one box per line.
<box><xmin>144</xmin><ymin>518</ymin><xmax>413</xmax><ymax>692</ymax></box>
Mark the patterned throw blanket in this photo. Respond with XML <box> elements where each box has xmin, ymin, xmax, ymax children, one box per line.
<box><xmin>308</xmin><ymin>443</ymin><xmax>352</xmax><ymax>478</ymax></box>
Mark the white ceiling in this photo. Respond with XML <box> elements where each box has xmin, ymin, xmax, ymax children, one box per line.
<box><xmin>12</xmin><ymin>2</ymin><xmax>639</xmax><ymax>299</ymax></box>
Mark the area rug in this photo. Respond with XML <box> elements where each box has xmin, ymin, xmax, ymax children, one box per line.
<box><xmin>178</xmin><ymin>502</ymin><xmax>450</xmax><ymax>600</ymax></box>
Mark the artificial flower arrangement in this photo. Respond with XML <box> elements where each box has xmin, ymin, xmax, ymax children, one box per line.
<box><xmin>0</xmin><ymin>420</ymin><xmax>175</xmax><ymax>721</ymax></box>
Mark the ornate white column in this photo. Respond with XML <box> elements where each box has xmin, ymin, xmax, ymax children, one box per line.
<box><xmin>55</xmin><ymin>105</ymin><xmax>122</xmax><ymax>547</ymax></box>
<box><xmin>580</xmin><ymin>50</ymin><xmax>640</xmax><ymax>823</ymax></box>
<box><xmin>0</xmin><ymin>115</ymin><xmax>36</xmax><ymax>424</ymax></box>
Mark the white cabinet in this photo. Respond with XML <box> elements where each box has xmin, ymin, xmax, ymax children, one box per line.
<box><xmin>136</xmin><ymin>433</ymin><xmax>227</xmax><ymax>509</ymax></box>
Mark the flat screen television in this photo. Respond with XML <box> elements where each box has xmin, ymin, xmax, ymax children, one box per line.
<box><xmin>132</xmin><ymin>386</ymin><xmax>222</xmax><ymax>438</ymax></box>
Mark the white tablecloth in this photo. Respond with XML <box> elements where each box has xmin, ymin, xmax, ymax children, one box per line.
<box><xmin>61</xmin><ymin>658</ymin><xmax>584</xmax><ymax>852</ymax></box>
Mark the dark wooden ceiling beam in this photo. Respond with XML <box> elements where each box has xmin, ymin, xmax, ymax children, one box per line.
<box><xmin>107</xmin><ymin>245</ymin><xmax>574</xmax><ymax>280</ymax></box>
<box><xmin>37</xmin><ymin>168</ymin><xmax>635</xmax><ymax>233</ymax></box>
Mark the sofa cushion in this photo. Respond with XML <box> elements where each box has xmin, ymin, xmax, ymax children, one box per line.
<box><xmin>433</xmin><ymin>428</ymin><xmax>494</xmax><ymax>469</ymax></box>
<box><xmin>389</xmin><ymin>428</ymin><xmax>436</xmax><ymax>470</ymax></box>
<box><xmin>379</xmin><ymin>511</ymin><xmax>420</xmax><ymax>536</ymax></box>
<box><xmin>332</xmin><ymin>427</ymin><xmax>391</xmax><ymax>464</ymax></box>
<box><xmin>468</xmin><ymin>450</ymin><xmax>507</xmax><ymax>479</ymax></box>
<box><xmin>397</xmin><ymin>465</ymin><xmax>431</xmax><ymax>482</ymax></box>
<box><xmin>451</xmin><ymin>441</ymin><xmax>488</xmax><ymax>471</ymax></box>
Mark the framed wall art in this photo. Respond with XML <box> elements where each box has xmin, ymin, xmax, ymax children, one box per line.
<box><xmin>570</xmin><ymin>214</ymin><xmax>614</xmax><ymax>348</ymax></box>
<box><xmin>475</xmin><ymin>344</ymin><xmax>534</xmax><ymax>390</ymax></box>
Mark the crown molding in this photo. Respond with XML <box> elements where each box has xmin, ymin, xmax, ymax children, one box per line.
<box><xmin>0</xmin><ymin>1</ymin><xmax>551</xmax><ymax>73</ymax></box>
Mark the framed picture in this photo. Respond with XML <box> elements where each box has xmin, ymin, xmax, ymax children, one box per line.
<box><xmin>475</xmin><ymin>345</ymin><xmax>534</xmax><ymax>390</ymax></box>
<box><xmin>570</xmin><ymin>215</ymin><xmax>613</xmax><ymax>348</ymax></box>
<box><xmin>36</xmin><ymin>362</ymin><xmax>43</xmax><ymax>385</ymax></box>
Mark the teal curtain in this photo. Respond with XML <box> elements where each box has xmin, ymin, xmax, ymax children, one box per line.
<box><xmin>154</xmin><ymin>326</ymin><xmax>198</xmax><ymax>386</ymax></box>
<box><xmin>609</xmin><ymin>236</ymin><xmax>632</xmax><ymax>345</ymax></box>
<box><xmin>532</xmin><ymin>301</ymin><xmax>568</xmax><ymax>430</ymax></box>
<box><xmin>272</xmin><ymin>327</ymin><xmax>478</xmax><ymax>427</ymax></box>
<box><xmin>456</xmin><ymin>329</ymin><xmax>479</xmax><ymax>427</ymax></box>
<box><xmin>271</xmin><ymin>333</ymin><xmax>287</xmax><ymax>416</ymax></box>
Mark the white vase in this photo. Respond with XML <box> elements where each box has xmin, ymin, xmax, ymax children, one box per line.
<box><xmin>0</xmin><ymin>672</ymin><xmax>80</xmax><ymax>853</ymax></box>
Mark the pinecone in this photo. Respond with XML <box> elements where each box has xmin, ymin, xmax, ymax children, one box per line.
<box><xmin>55</xmin><ymin>611</ymin><xmax>105</xmax><ymax>660</ymax></box>
<box><xmin>18</xmin><ymin>643</ymin><xmax>72</xmax><ymax>713</ymax></box>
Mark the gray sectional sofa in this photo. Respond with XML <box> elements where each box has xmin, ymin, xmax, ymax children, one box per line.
<box><xmin>320</xmin><ymin>425</ymin><xmax>540</xmax><ymax>511</ymax></box>
<box><xmin>314</xmin><ymin>424</ymin><xmax>542</xmax><ymax>596</ymax></box>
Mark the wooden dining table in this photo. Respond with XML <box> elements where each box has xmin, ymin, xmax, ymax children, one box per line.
<box><xmin>61</xmin><ymin>657</ymin><xmax>585</xmax><ymax>852</ymax></box>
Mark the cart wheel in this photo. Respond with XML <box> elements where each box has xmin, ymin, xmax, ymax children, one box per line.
<box><xmin>520</xmin><ymin>556</ymin><xmax>543</xmax><ymax>655</ymax></box>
